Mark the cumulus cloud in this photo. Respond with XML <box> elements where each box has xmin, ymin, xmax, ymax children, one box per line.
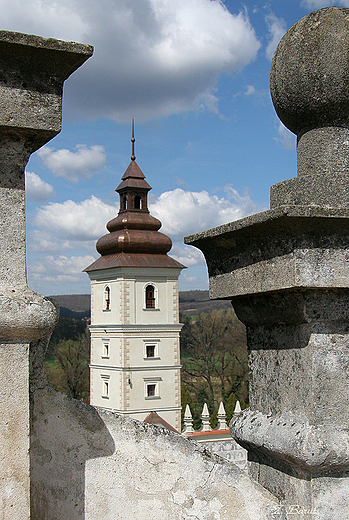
<box><xmin>0</xmin><ymin>0</ymin><xmax>260</xmax><ymax>122</ymax></box>
<box><xmin>37</xmin><ymin>145</ymin><xmax>106</xmax><ymax>183</ymax></box>
<box><xmin>301</xmin><ymin>0</ymin><xmax>349</xmax><ymax>7</ymax></box>
<box><xmin>28</xmin><ymin>255</ymin><xmax>96</xmax><ymax>285</ymax></box>
<box><xmin>245</xmin><ymin>85</ymin><xmax>256</xmax><ymax>96</ymax></box>
<box><xmin>275</xmin><ymin>122</ymin><xmax>296</xmax><ymax>150</ymax></box>
<box><xmin>169</xmin><ymin>244</ymin><xmax>206</xmax><ymax>267</ymax></box>
<box><xmin>149</xmin><ymin>187</ymin><xmax>260</xmax><ymax>238</ymax></box>
<box><xmin>265</xmin><ymin>13</ymin><xmax>286</xmax><ymax>60</ymax></box>
<box><xmin>29</xmin><ymin>187</ymin><xmax>260</xmax><ymax>271</ymax></box>
<box><xmin>27</xmin><ymin>230</ymin><xmax>75</xmax><ymax>253</ymax></box>
<box><xmin>32</xmin><ymin>196</ymin><xmax>116</xmax><ymax>241</ymax></box>
<box><xmin>25</xmin><ymin>171</ymin><xmax>54</xmax><ymax>202</ymax></box>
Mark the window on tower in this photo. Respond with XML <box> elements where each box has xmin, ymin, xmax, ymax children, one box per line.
<box><xmin>102</xmin><ymin>342</ymin><xmax>109</xmax><ymax>358</ymax></box>
<box><xmin>144</xmin><ymin>341</ymin><xmax>159</xmax><ymax>359</ymax></box>
<box><xmin>134</xmin><ymin>195</ymin><xmax>141</xmax><ymax>209</ymax></box>
<box><xmin>101</xmin><ymin>375</ymin><xmax>110</xmax><ymax>398</ymax></box>
<box><xmin>147</xmin><ymin>384</ymin><xmax>156</xmax><ymax>397</ymax></box>
<box><xmin>146</xmin><ymin>285</ymin><xmax>155</xmax><ymax>308</ymax></box>
<box><xmin>146</xmin><ymin>345</ymin><xmax>155</xmax><ymax>358</ymax></box>
<box><xmin>104</xmin><ymin>286</ymin><xmax>110</xmax><ymax>310</ymax></box>
<box><xmin>144</xmin><ymin>377</ymin><xmax>161</xmax><ymax>399</ymax></box>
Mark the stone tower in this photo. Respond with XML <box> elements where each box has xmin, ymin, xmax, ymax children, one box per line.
<box><xmin>85</xmin><ymin>126</ymin><xmax>185</xmax><ymax>431</ymax></box>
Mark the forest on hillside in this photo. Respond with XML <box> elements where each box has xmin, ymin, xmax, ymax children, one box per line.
<box><xmin>44</xmin><ymin>293</ymin><xmax>248</xmax><ymax>428</ymax></box>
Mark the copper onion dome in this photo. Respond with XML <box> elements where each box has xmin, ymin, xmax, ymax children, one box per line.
<box><xmin>96</xmin><ymin>122</ymin><xmax>171</xmax><ymax>256</ymax></box>
<box><xmin>85</xmin><ymin>121</ymin><xmax>185</xmax><ymax>272</ymax></box>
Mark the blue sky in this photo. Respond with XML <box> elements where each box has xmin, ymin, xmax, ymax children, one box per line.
<box><xmin>2</xmin><ymin>0</ymin><xmax>345</xmax><ymax>295</ymax></box>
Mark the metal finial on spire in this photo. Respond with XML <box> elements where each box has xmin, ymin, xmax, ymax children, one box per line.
<box><xmin>131</xmin><ymin>118</ymin><xmax>136</xmax><ymax>161</ymax></box>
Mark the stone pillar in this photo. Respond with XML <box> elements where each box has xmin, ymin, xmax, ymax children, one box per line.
<box><xmin>185</xmin><ymin>7</ymin><xmax>349</xmax><ymax>519</ymax></box>
<box><xmin>0</xmin><ymin>32</ymin><xmax>92</xmax><ymax>519</ymax></box>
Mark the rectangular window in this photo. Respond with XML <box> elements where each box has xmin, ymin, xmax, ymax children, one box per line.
<box><xmin>102</xmin><ymin>343</ymin><xmax>109</xmax><ymax>358</ymax></box>
<box><xmin>144</xmin><ymin>377</ymin><xmax>161</xmax><ymax>399</ymax></box>
<box><xmin>147</xmin><ymin>384</ymin><xmax>156</xmax><ymax>397</ymax></box>
<box><xmin>101</xmin><ymin>375</ymin><xmax>110</xmax><ymax>398</ymax></box>
<box><xmin>146</xmin><ymin>345</ymin><xmax>155</xmax><ymax>358</ymax></box>
<box><xmin>144</xmin><ymin>340</ymin><xmax>159</xmax><ymax>359</ymax></box>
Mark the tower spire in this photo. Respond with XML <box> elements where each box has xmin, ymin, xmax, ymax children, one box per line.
<box><xmin>131</xmin><ymin>118</ymin><xmax>135</xmax><ymax>161</ymax></box>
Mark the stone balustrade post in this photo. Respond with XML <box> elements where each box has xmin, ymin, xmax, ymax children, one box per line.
<box><xmin>0</xmin><ymin>32</ymin><xmax>92</xmax><ymax>519</ymax></box>
<box><xmin>186</xmin><ymin>7</ymin><xmax>349</xmax><ymax>519</ymax></box>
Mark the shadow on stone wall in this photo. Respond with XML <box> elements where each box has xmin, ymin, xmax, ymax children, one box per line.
<box><xmin>30</xmin><ymin>336</ymin><xmax>115</xmax><ymax>519</ymax></box>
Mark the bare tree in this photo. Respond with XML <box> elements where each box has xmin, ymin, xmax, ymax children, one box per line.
<box><xmin>181</xmin><ymin>309</ymin><xmax>248</xmax><ymax>417</ymax></box>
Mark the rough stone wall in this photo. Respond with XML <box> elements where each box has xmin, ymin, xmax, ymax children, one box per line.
<box><xmin>30</xmin><ymin>337</ymin><xmax>283</xmax><ymax>520</ymax></box>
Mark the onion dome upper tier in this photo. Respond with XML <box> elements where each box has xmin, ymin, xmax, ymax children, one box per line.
<box><xmin>96</xmin><ymin>157</ymin><xmax>172</xmax><ymax>256</ymax></box>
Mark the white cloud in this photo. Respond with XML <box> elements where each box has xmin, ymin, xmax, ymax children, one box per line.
<box><xmin>170</xmin><ymin>244</ymin><xmax>206</xmax><ymax>267</ymax></box>
<box><xmin>265</xmin><ymin>13</ymin><xmax>286</xmax><ymax>61</ymax></box>
<box><xmin>37</xmin><ymin>145</ymin><xmax>106</xmax><ymax>183</ymax></box>
<box><xmin>149</xmin><ymin>187</ymin><xmax>260</xmax><ymax>238</ymax></box>
<box><xmin>148</xmin><ymin>186</ymin><xmax>261</xmax><ymax>267</ymax></box>
<box><xmin>25</xmin><ymin>171</ymin><xmax>54</xmax><ymax>202</ymax></box>
<box><xmin>28</xmin><ymin>230</ymin><xmax>73</xmax><ymax>253</ymax></box>
<box><xmin>181</xmin><ymin>273</ymin><xmax>206</xmax><ymax>287</ymax></box>
<box><xmin>245</xmin><ymin>85</ymin><xmax>256</xmax><ymax>96</ymax></box>
<box><xmin>32</xmin><ymin>196</ymin><xmax>116</xmax><ymax>241</ymax></box>
<box><xmin>301</xmin><ymin>1</ymin><xmax>349</xmax><ymax>7</ymax></box>
<box><xmin>28</xmin><ymin>255</ymin><xmax>96</xmax><ymax>284</ymax></box>
<box><xmin>275</xmin><ymin>122</ymin><xmax>295</xmax><ymax>150</ymax></box>
<box><xmin>29</xmin><ymin>187</ymin><xmax>260</xmax><ymax>272</ymax></box>
<box><xmin>0</xmin><ymin>0</ymin><xmax>260</xmax><ymax>122</ymax></box>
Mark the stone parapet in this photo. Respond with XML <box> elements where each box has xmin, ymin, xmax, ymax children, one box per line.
<box><xmin>185</xmin><ymin>7</ymin><xmax>349</xmax><ymax>519</ymax></box>
<box><xmin>0</xmin><ymin>30</ymin><xmax>92</xmax><ymax>519</ymax></box>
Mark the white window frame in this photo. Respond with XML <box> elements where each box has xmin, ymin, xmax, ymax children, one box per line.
<box><xmin>144</xmin><ymin>377</ymin><xmax>161</xmax><ymax>400</ymax></box>
<box><xmin>143</xmin><ymin>340</ymin><xmax>160</xmax><ymax>359</ymax></box>
<box><xmin>101</xmin><ymin>375</ymin><xmax>110</xmax><ymax>398</ymax></box>
<box><xmin>102</xmin><ymin>340</ymin><xmax>110</xmax><ymax>359</ymax></box>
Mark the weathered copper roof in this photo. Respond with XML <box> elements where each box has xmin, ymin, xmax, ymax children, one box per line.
<box><xmin>84</xmin><ymin>252</ymin><xmax>185</xmax><ymax>272</ymax></box>
<box><xmin>116</xmin><ymin>160</ymin><xmax>152</xmax><ymax>191</ymax></box>
<box><xmin>143</xmin><ymin>411</ymin><xmax>179</xmax><ymax>433</ymax></box>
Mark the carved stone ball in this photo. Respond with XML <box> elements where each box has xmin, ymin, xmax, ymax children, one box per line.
<box><xmin>270</xmin><ymin>7</ymin><xmax>349</xmax><ymax>136</ymax></box>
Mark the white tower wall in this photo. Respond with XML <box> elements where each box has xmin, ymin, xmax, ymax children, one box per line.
<box><xmin>88</xmin><ymin>267</ymin><xmax>183</xmax><ymax>431</ymax></box>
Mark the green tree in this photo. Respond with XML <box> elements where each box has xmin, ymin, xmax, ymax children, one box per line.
<box><xmin>46</xmin><ymin>317</ymin><xmax>88</xmax><ymax>357</ymax></box>
<box><xmin>45</xmin><ymin>329</ymin><xmax>90</xmax><ymax>400</ymax></box>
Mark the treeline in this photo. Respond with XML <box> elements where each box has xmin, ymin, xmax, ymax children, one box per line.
<box><xmin>44</xmin><ymin>307</ymin><xmax>249</xmax><ymax>428</ymax></box>
<box><xmin>180</xmin><ymin>308</ymin><xmax>248</xmax><ymax>429</ymax></box>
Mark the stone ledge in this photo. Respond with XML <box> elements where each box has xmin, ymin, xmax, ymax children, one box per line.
<box><xmin>231</xmin><ymin>408</ymin><xmax>349</xmax><ymax>476</ymax></box>
<box><xmin>185</xmin><ymin>206</ymin><xmax>349</xmax><ymax>299</ymax></box>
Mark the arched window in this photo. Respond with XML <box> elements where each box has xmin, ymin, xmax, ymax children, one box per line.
<box><xmin>145</xmin><ymin>285</ymin><xmax>155</xmax><ymax>309</ymax></box>
<box><xmin>134</xmin><ymin>195</ymin><xmax>141</xmax><ymax>209</ymax></box>
<box><xmin>104</xmin><ymin>286</ymin><xmax>110</xmax><ymax>310</ymax></box>
<box><xmin>122</xmin><ymin>196</ymin><xmax>127</xmax><ymax>210</ymax></box>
